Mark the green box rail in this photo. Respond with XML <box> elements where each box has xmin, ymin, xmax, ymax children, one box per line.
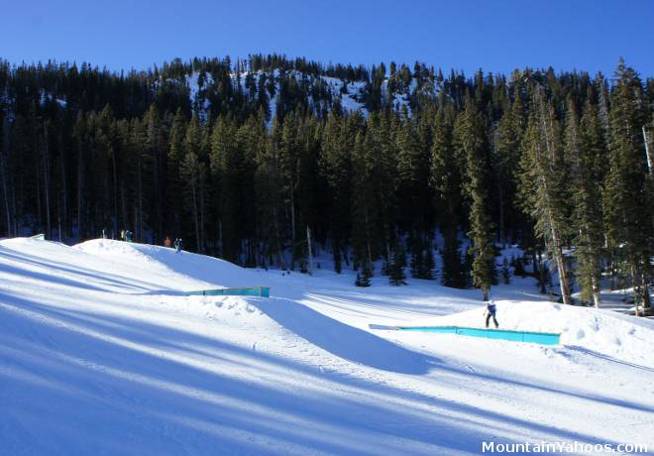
<box><xmin>187</xmin><ymin>286</ymin><xmax>270</xmax><ymax>298</ymax></box>
<box><xmin>399</xmin><ymin>325</ymin><xmax>560</xmax><ymax>345</ymax></box>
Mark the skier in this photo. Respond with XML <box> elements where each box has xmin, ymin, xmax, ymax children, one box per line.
<box><xmin>120</xmin><ymin>229</ymin><xmax>125</xmax><ymax>241</ymax></box>
<box><xmin>125</xmin><ymin>230</ymin><xmax>133</xmax><ymax>242</ymax></box>
<box><xmin>174</xmin><ymin>238</ymin><xmax>183</xmax><ymax>253</ymax></box>
<box><xmin>484</xmin><ymin>300</ymin><xmax>499</xmax><ymax>328</ymax></box>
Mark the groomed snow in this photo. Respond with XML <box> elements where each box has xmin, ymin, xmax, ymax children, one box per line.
<box><xmin>1</xmin><ymin>238</ymin><xmax>653</xmax><ymax>455</ymax></box>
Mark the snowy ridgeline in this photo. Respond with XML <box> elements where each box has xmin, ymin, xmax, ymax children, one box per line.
<box><xmin>1</xmin><ymin>237</ymin><xmax>653</xmax><ymax>455</ymax></box>
<box><xmin>177</xmin><ymin>69</ymin><xmax>429</xmax><ymax>122</ymax></box>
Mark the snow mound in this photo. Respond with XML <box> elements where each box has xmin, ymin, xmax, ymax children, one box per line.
<box><xmin>74</xmin><ymin>239</ymin><xmax>257</xmax><ymax>291</ymax></box>
<box><xmin>409</xmin><ymin>301</ymin><xmax>654</xmax><ymax>369</ymax></box>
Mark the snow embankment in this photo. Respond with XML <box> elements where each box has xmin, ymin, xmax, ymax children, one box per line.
<box><xmin>74</xmin><ymin>239</ymin><xmax>258</xmax><ymax>291</ymax></box>
<box><xmin>408</xmin><ymin>300</ymin><xmax>654</xmax><ymax>369</ymax></box>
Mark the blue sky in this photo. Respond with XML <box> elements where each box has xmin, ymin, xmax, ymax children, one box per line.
<box><xmin>2</xmin><ymin>0</ymin><xmax>653</xmax><ymax>77</ymax></box>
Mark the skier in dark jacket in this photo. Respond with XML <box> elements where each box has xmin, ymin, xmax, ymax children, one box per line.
<box><xmin>174</xmin><ymin>238</ymin><xmax>183</xmax><ymax>253</ymax></box>
<box><xmin>484</xmin><ymin>301</ymin><xmax>499</xmax><ymax>328</ymax></box>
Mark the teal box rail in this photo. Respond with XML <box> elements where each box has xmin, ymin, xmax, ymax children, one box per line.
<box><xmin>399</xmin><ymin>326</ymin><xmax>560</xmax><ymax>345</ymax></box>
<box><xmin>187</xmin><ymin>286</ymin><xmax>270</xmax><ymax>298</ymax></box>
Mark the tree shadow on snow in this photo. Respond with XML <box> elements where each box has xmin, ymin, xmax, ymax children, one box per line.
<box><xmin>253</xmin><ymin>297</ymin><xmax>445</xmax><ymax>375</ymax></box>
<box><xmin>0</xmin><ymin>293</ymin><xmax>636</xmax><ymax>455</ymax></box>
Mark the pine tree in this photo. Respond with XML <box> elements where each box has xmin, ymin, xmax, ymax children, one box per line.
<box><xmin>0</xmin><ymin>112</ymin><xmax>13</xmax><ymax>237</ymax></box>
<box><xmin>319</xmin><ymin>113</ymin><xmax>354</xmax><ymax>273</ymax></box>
<box><xmin>502</xmin><ymin>257</ymin><xmax>511</xmax><ymax>284</ymax></box>
<box><xmin>421</xmin><ymin>240</ymin><xmax>435</xmax><ymax>280</ymax></box>
<box><xmin>144</xmin><ymin>105</ymin><xmax>165</xmax><ymax>240</ymax></box>
<box><xmin>519</xmin><ymin>87</ymin><xmax>573</xmax><ymax>305</ymax></box>
<box><xmin>366</xmin><ymin>112</ymin><xmax>398</xmax><ymax>266</ymax></box>
<box><xmin>253</xmin><ymin>119</ymin><xmax>284</xmax><ymax>268</ymax></box>
<box><xmin>493</xmin><ymin>94</ymin><xmax>525</xmax><ymax>245</ymax></box>
<box><xmin>350</xmin><ymin>130</ymin><xmax>375</xmax><ymax>271</ymax></box>
<box><xmin>388</xmin><ymin>240</ymin><xmax>407</xmax><ymax>285</ymax></box>
<box><xmin>440</xmin><ymin>235</ymin><xmax>465</xmax><ymax>287</ymax></box>
<box><xmin>455</xmin><ymin>96</ymin><xmax>495</xmax><ymax>301</ymax></box>
<box><xmin>2</xmin><ymin>55</ymin><xmax>654</xmax><ymax>301</ymax></box>
<box><xmin>603</xmin><ymin>60</ymin><xmax>653</xmax><ymax>314</ymax></box>
<box><xmin>128</xmin><ymin>116</ymin><xmax>150</xmax><ymax>242</ymax></box>
<box><xmin>430</xmin><ymin>101</ymin><xmax>465</xmax><ymax>287</ymax></box>
<box><xmin>355</xmin><ymin>258</ymin><xmax>372</xmax><ymax>287</ymax></box>
<box><xmin>566</xmin><ymin>98</ymin><xmax>604</xmax><ymax>307</ymax></box>
<box><xmin>166</xmin><ymin>109</ymin><xmax>187</xmax><ymax>236</ymax></box>
<box><xmin>181</xmin><ymin>115</ymin><xmax>208</xmax><ymax>252</ymax></box>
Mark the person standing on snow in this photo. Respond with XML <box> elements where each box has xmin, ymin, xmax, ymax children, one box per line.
<box><xmin>174</xmin><ymin>238</ymin><xmax>183</xmax><ymax>253</ymax></box>
<box><xmin>484</xmin><ymin>300</ymin><xmax>499</xmax><ymax>328</ymax></box>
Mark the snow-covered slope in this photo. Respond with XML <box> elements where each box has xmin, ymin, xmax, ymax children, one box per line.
<box><xmin>1</xmin><ymin>238</ymin><xmax>653</xmax><ymax>455</ymax></box>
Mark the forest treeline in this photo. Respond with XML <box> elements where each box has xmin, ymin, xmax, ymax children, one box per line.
<box><xmin>0</xmin><ymin>55</ymin><xmax>652</xmax><ymax>310</ymax></box>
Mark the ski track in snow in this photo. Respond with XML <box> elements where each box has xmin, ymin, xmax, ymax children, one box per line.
<box><xmin>1</xmin><ymin>238</ymin><xmax>653</xmax><ymax>455</ymax></box>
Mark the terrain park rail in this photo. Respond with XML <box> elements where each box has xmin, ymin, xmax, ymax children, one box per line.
<box><xmin>187</xmin><ymin>286</ymin><xmax>270</xmax><ymax>298</ymax></box>
<box><xmin>370</xmin><ymin>324</ymin><xmax>560</xmax><ymax>345</ymax></box>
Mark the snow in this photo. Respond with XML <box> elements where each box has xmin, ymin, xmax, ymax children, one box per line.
<box><xmin>154</xmin><ymin>68</ymin><xmax>444</xmax><ymax>125</ymax></box>
<box><xmin>38</xmin><ymin>89</ymin><xmax>67</xmax><ymax>108</ymax></box>
<box><xmin>186</xmin><ymin>72</ymin><xmax>214</xmax><ymax>122</ymax></box>
<box><xmin>400</xmin><ymin>300</ymin><xmax>654</xmax><ymax>369</ymax></box>
<box><xmin>1</xmin><ymin>237</ymin><xmax>653</xmax><ymax>455</ymax></box>
<box><xmin>320</xmin><ymin>76</ymin><xmax>367</xmax><ymax>114</ymax></box>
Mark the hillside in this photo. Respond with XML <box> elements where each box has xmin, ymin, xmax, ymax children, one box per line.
<box><xmin>1</xmin><ymin>237</ymin><xmax>653</xmax><ymax>455</ymax></box>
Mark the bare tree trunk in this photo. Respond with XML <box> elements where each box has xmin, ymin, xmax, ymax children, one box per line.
<box><xmin>0</xmin><ymin>160</ymin><xmax>11</xmax><ymax>237</ymax></box>
<box><xmin>218</xmin><ymin>218</ymin><xmax>224</xmax><ymax>257</ymax></box>
<box><xmin>643</xmin><ymin>126</ymin><xmax>652</xmax><ymax>175</ymax></box>
<box><xmin>34</xmin><ymin>129</ymin><xmax>42</xmax><ymax>232</ymax></box>
<box><xmin>42</xmin><ymin>124</ymin><xmax>51</xmax><ymax>239</ymax></box>
<box><xmin>199</xmin><ymin>177</ymin><xmax>205</xmax><ymax>252</ymax></box>
<box><xmin>272</xmin><ymin>207</ymin><xmax>284</xmax><ymax>269</ymax></box>
<box><xmin>497</xmin><ymin>182</ymin><xmax>505</xmax><ymax>247</ymax></box>
<box><xmin>551</xmin><ymin>237</ymin><xmax>572</xmax><ymax>305</ymax></box>
<box><xmin>536</xmin><ymin>94</ymin><xmax>572</xmax><ymax>305</ymax></box>
<box><xmin>642</xmin><ymin>281</ymin><xmax>651</xmax><ymax>310</ymax></box>
<box><xmin>77</xmin><ymin>144</ymin><xmax>84</xmax><ymax>239</ymax></box>
<box><xmin>289</xmin><ymin>183</ymin><xmax>296</xmax><ymax>242</ymax></box>
<box><xmin>306</xmin><ymin>225</ymin><xmax>313</xmax><ymax>274</ymax></box>
<box><xmin>111</xmin><ymin>147</ymin><xmax>119</xmax><ymax>238</ymax></box>
<box><xmin>154</xmin><ymin>149</ymin><xmax>162</xmax><ymax>241</ymax></box>
<box><xmin>535</xmin><ymin>250</ymin><xmax>546</xmax><ymax>294</ymax></box>
<box><xmin>1</xmin><ymin>117</ymin><xmax>13</xmax><ymax>236</ymax></box>
<box><xmin>634</xmin><ymin>268</ymin><xmax>651</xmax><ymax>315</ymax></box>
<box><xmin>191</xmin><ymin>183</ymin><xmax>200</xmax><ymax>252</ymax></box>
<box><xmin>632</xmin><ymin>264</ymin><xmax>642</xmax><ymax>317</ymax></box>
<box><xmin>591</xmin><ymin>274</ymin><xmax>601</xmax><ymax>308</ymax></box>
<box><xmin>59</xmin><ymin>140</ymin><xmax>68</xmax><ymax>237</ymax></box>
<box><xmin>120</xmin><ymin>179</ymin><xmax>127</xmax><ymax>237</ymax></box>
<box><xmin>137</xmin><ymin>157</ymin><xmax>143</xmax><ymax>241</ymax></box>
<box><xmin>0</xmin><ymin>154</ymin><xmax>11</xmax><ymax>237</ymax></box>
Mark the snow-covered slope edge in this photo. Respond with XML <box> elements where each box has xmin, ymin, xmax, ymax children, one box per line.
<box><xmin>74</xmin><ymin>238</ymin><xmax>258</xmax><ymax>291</ymax></box>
